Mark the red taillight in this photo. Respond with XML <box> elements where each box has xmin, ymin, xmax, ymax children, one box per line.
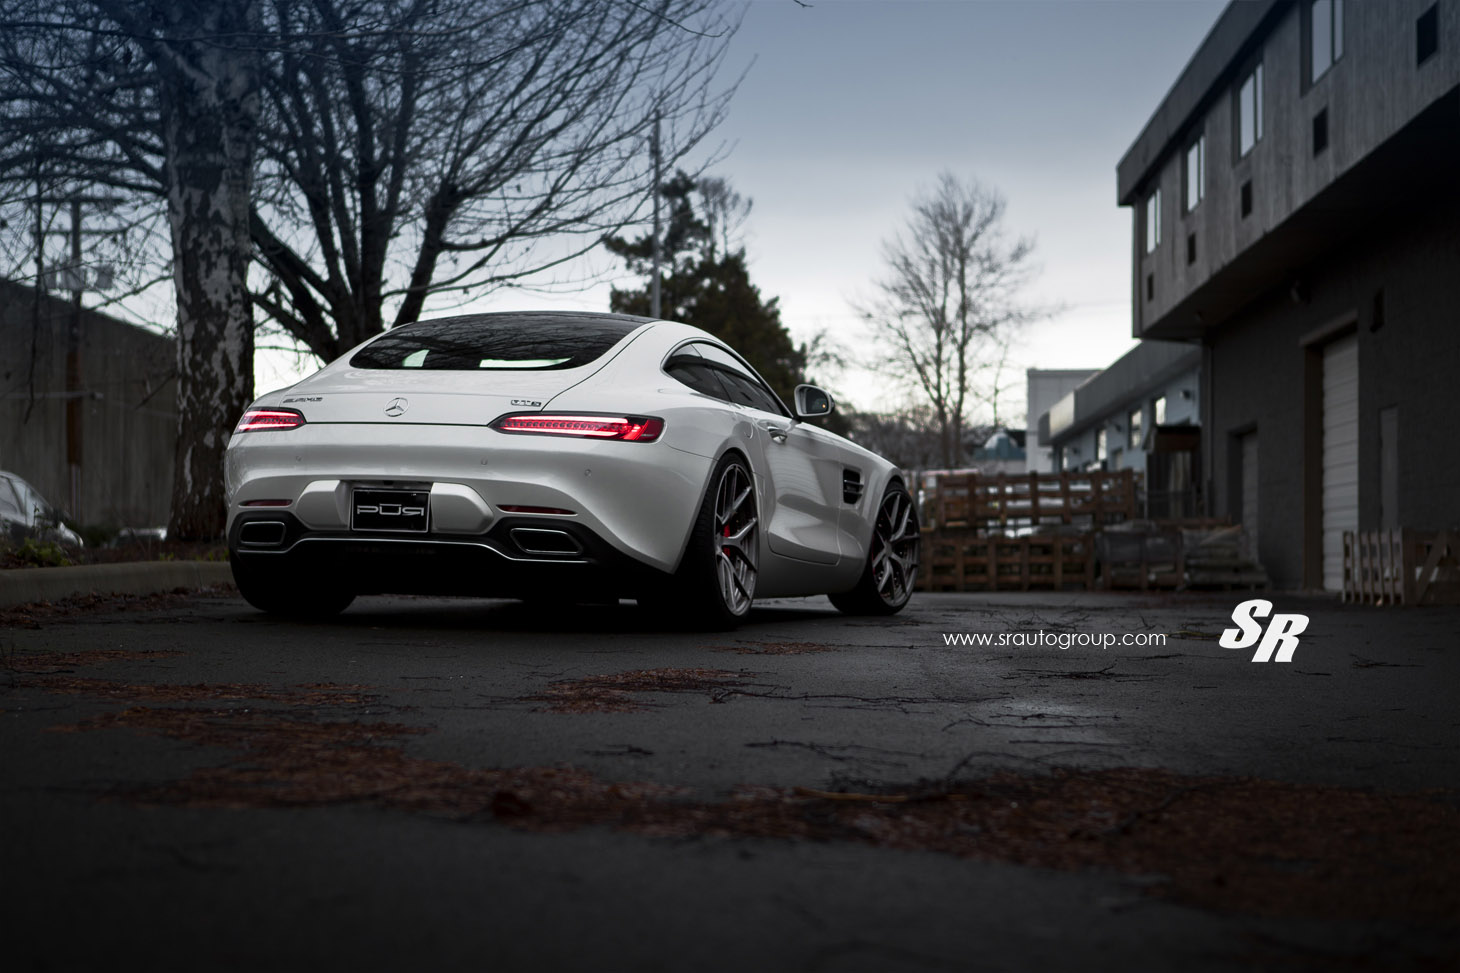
<box><xmin>492</xmin><ymin>414</ymin><xmax>664</xmax><ymax>442</ymax></box>
<box><xmin>235</xmin><ymin>408</ymin><xmax>306</xmax><ymax>433</ymax></box>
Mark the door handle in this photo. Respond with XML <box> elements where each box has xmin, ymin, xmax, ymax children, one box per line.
<box><xmin>759</xmin><ymin>421</ymin><xmax>789</xmax><ymax>443</ymax></box>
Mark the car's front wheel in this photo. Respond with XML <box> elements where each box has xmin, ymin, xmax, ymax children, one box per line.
<box><xmin>830</xmin><ymin>480</ymin><xmax>920</xmax><ymax>615</ymax></box>
<box><xmin>643</xmin><ymin>452</ymin><xmax>759</xmax><ymax>628</ymax></box>
<box><xmin>231</xmin><ymin>554</ymin><xmax>355</xmax><ymax>620</ymax></box>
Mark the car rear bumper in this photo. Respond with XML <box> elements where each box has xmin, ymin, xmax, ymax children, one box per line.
<box><xmin>224</xmin><ymin>423</ymin><xmax>710</xmax><ymax>573</ymax></box>
<box><xmin>227</xmin><ymin>511</ymin><xmax>666</xmax><ymax>598</ymax></box>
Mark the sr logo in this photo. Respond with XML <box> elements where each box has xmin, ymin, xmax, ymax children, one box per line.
<box><xmin>1219</xmin><ymin>599</ymin><xmax>1310</xmax><ymax>662</ymax></box>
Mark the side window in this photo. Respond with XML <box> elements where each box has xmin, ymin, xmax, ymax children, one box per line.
<box><xmin>692</xmin><ymin>343</ymin><xmax>787</xmax><ymax>415</ymax></box>
<box><xmin>664</xmin><ymin>345</ymin><xmax>733</xmax><ymax>402</ymax></box>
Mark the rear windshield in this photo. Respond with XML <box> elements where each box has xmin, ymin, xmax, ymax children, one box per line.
<box><xmin>349</xmin><ymin>314</ymin><xmax>645</xmax><ymax>371</ymax></box>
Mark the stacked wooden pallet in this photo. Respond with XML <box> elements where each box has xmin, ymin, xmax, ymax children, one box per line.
<box><xmin>1096</xmin><ymin>527</ymin><xmax>1182</xmax><ymax>590</ymax></box>
<box><xmin>913</xmin><ymin>470</ymin><xmax>1129</xmax><ymax>592</ymax></box>
<box><xmin>1344</xmin><ymin>529</ymin><xmax>1460</xmax><ymax>606</ymax></box>
<box><xmin>1180</xmin><ymin>525</ymin><xmax>1270</xmax><ymax>589</ymax></box>
<box><xmin>925</xmin><ymin>469</ymin><xmax>1138</xmax><ymax>532</ymax></box>
<box><xmin>919</xmin><ymin>531</ymin><xmax>1094</xmax><ymax>593</ymax></box>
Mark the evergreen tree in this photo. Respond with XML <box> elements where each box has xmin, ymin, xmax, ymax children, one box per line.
<box><xmin>605</xmin><ymin>173</ymin><xmax>827</xmax><ymax>426</ymax></box>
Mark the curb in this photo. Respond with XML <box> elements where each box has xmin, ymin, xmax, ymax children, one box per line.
<box><xmin>0</xmin><ymin>561</ymin><xmax>235</xmax><ymax>609</ymax></box>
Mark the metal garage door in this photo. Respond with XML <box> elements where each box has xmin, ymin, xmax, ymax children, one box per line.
<box><xmin>1322</xmin><ymin>335</ymin><xmax>1359</xmax><ymax>591</ymax></box>
<box><xmin>1240</xmin><ymin>431</ymin><xmax>1259</xmax><ymax>563</ymax></box>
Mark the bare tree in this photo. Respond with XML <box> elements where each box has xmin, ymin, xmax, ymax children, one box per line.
<box><xmin>856</xmin><ymin>172</ymin><xmax>1039</xmax><ymax>468</ymax></box>
<box><xmin>0</xmin><ymin>0</ymin><xmax>262</xmax><ymax>539</ymax></box>
<box><xmin>251</xmin><ymin>0</ymin><xmax>739</xmax><ymax>361</ymax></box>
<box><xmin>843</xmin><ymin>405</ymin><xmax>943</xmax><ymax>473</ymax></box>
<box><xmin>0</xmin><ymin>0</ymin><xmax>737</xmax><ymax>537</ymax></box>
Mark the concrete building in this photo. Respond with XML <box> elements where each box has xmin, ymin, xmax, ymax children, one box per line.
<box><xmin>1041</xmin><ymin>340</ymin><xmax>1200</xmax><ymax>475</ymax></box>
<box><xmin>0</xmin><ymin>279</ymin><xmax>176</xmax><ymax>527</ymax></box>
<box><xmin>1025</xmin><ymin>368</ymin><xmax>1097</xmax><ymax>473</ymax></box>
<box><xmin>1119</xmin><ymin>0</ymin><xmax>1460</xmax><ymax>589</ymax></box>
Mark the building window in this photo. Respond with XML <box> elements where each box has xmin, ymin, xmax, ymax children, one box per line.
<box><xmin>1129</xmin><ymin>407</ymin><xmax>1143</xmax><ymax>448</ymax></box>
<box><xmin>1146</xmin><ymin>273</ymin><xmax>1154</xmax><ymax>302</ymax></box>
<box><xmin>1240</xmin><ymin>180</ymin><xmax>1253</xmax><ymax>218</ymax></box>
<box><xmin>1186</xmin><ymin>233</ymin><xmax>1197</xmax><ymax>265</ymax></box>
<box><xmin>1311</xmin><ymin>0</ymin><xmax>1344</xmax><ymax>84</ymax></box>
<box><xmin>1144</xmin><ymin>187</ymin><xmax>1161</xmax><ymax>253</ymax></box>
<box><xmin>1096</xmin><ymin>427</ymin><xmax>1107</xmax><ymax>465</ymax></box>
<box><xmin>1313</xmin><ymin>108</ymin><xmax>1329</xmax><ymax>155</ymax></box>
<box><xmin>1184</xmin><ymin>135</ymin><xmax>1206</xmax><ymax>212</ymax></box>
<box><xmin>1417</xmin><ymin>5</ymin><xmax>1439</xmax><ymax>65</ymax></box>
<box><xmin>1153</xmin><ymin>395</ymin><xmax>1167</xmax><ymax>426</ymax></box>
<box><xmin>1236</xmin><ymin>63</ymin><xmax>1263</xmax><ymax>157</ymax></box>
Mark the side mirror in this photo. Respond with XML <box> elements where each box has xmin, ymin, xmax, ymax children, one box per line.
<box><xmin>794</xmin><ymin>384</ymin><xmax>834</xmax><ymax>418</ymax></box>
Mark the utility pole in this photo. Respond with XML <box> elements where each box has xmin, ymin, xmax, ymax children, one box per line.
<box><xmin>650</xmin><ymin>109</ymin><xmax>662</xmax><ymax>320</ymax></box>
<box><xmin>66</xmin><ymin>198</ymin><xmax>83</xmax><ymax>522</ymax></box>
<box><xmin>34</xmin><ymin>191</ymin><xmax>123</xmax><ymax>523</ymax></box>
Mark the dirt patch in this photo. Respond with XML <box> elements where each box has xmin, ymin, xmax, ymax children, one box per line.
<box><xmin>52</xmin><ymin>698</ymin><xmax>1460</xmax><ymax>924</ymax></box>
<box><xmin>3</xmin><ymin>649</ymin><xmax>183</xmax><ymax>672</ymax></box>
<box><xmin>0</xmin><ymin>584</ymin><xmax>234</xmax><ymax>628</ymax></box>
<box><xmin>57</xmin><ymin>705</ymin><xmax>681</xmax><ymax>814</ymax></box>
<box><xmin>523</xmin><ymin>667</ymin><xmax>751</xmax><ymax>713</ymax></box>
<box><xmin>37</xmin><ymin>678</ymin><xmax>377</xmax><ymax>706</ymax></box>
<box><xmin>711</xmin><ymin>641</ymin><xmax>837</xmax><ymax>655</ymax></box>
<box><xmin>26</xmin><ymin>659</ymin><xmax>1459</xmax><ymax>928</ymax></box>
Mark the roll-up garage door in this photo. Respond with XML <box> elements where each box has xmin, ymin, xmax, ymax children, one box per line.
<box><xmin>1322</xmin><ymin>334</ymin><xmax>1359</xmax><ymax>591</ymax></box>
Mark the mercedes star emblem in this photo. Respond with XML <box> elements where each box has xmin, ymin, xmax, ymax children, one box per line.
<box><xmin>385</xmin><ymin>397</ymin><xmax>409</xmax><ymax>417</ymax></box>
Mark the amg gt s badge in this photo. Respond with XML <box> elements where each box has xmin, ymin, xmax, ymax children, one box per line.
<box><xmin>511</xmin><ymin>398</ymin><xmax>542</xmax><ymax>407</ymax></box>
<box><xmin>384</xmin><ymin>397</ymin><xmax>409</xmax><ymax>417</ymax></box>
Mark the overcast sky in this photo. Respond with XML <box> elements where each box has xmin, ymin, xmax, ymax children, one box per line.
<box><xmin>260</xmin><ymin>0</ymin><xmax>1229</xmax><ymax>419</ymax></box>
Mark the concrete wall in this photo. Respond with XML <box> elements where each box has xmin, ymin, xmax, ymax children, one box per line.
<box><xmin>0</xmin><ymin>281</ymin><xmax>176</xmax><ymax>527</ymax></box>
<box><xmin>1025</xmin><ymin>369</ymin><xmax>1097</xmax><ymax>473</ymax></box>
<box><xmin>1132</xmin><ymin>0</ymin><xmax>1460</xmax><ymax>336</ymax></box>
<box><xmin>1051</xmin><ymin>366</ymin><xmax>1200</xmax><ymax>474</ymax></box>
<box><xmin>1204</xmin><ymin>194</ymin><xmax>1460</xmax><ymax>588</ymax></box>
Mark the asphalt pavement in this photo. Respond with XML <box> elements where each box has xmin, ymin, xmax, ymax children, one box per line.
<box><xmin>2</xmin><ymin>587</ymin><xmax>1456</xmax><ymax>971</ymax></box>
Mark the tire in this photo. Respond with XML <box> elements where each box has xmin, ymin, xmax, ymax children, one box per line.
<box><xmin>829</xmin><ymin>480</ymin><xmax>920</xmax><ymax>616</ymax></box>
<box><xmin>230</xmin><ymin>553</ymin><xmax>355</xmax><ymax>620</ymax></box>
<box><xmin>643</xmin><ymin>452</ymin><xmax>759</xmax><ymax>629</ymax></box>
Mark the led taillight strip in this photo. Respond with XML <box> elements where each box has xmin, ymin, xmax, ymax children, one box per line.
<box><xmin>492</xmin><ymin>414</ymin><xmax>663</xmax><ymax>442</ymax></box>
<box><xmin>235</xmin><ymin>408</ymin><xmax>306</xmax><ymax>432</ymax></box>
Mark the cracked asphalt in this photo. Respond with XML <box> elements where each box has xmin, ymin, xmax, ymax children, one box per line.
<box><xmin>2</xmin><ymin>589</ymin><xmax>1457</xmax><ymax>971</ymax></box>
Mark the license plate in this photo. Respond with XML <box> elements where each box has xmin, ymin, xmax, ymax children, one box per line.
<box><xmin>351</xmin><ymin>488</ymin><xmax>430</xmax><ymax>533</ymax></box>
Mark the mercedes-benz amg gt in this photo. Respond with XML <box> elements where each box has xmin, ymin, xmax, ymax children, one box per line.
<box><xmin>225</xmin><ymin>312</ymin><xmax>919</xmax><ymax>625</ymax></box>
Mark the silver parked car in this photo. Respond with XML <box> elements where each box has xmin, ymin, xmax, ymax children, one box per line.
<box><xmin>225</xmin><ymin>312</ymin><xmax>920</xmax><ymax>624</ymax></box>
<box><xmin>0</xmin><ymin>471</ymin><xmax>85</xmax><ymax>548</ymax></box>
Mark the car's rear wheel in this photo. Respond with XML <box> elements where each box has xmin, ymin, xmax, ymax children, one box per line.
<box><xmin>230</xmin><ymin>554</ymin><xmax>355</xmax><ymax>619</ymax></box>
<box><xmin>830</xmin><ymin>480</ymin><xmax>919</xmax><ymax>615</ymax></box>
<box><xmin>644</xmin><ymin>452</ymin><xmax>758</xmax><ymax>628</ymax></box>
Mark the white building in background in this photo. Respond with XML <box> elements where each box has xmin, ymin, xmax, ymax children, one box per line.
<box><xmin>1025</xmin><ymin>369</ymin><xmax>1097</xmax><ymax>473</ymax></box>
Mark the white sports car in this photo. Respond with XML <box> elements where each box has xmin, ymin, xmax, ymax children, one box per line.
<box><xmin>225</xmin><ymin>312</ymin><xmax>919</xmax><ymax>625</ymax></box>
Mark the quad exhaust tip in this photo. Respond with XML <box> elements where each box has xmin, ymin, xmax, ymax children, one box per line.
<box><xmin>238</xmin><ymin>521</ymin><xmax>287</xmax><ymax>547</ymax></box>
<box><xmin>509</xmin><ymin>527</ymin><xmax>582</xmax><ymax>556</ymax></box>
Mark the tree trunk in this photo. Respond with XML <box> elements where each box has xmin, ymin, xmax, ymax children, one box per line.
<box><xmin>156</xmin><ymin>2</ymin><xmax>261</xmax><ymax>540</ymax></box>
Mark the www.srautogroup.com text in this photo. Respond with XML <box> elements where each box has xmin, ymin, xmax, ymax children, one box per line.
<box><xmin>942</xmin><ymin>631</ymin><xmax>1168</xmax><ymax>650</ymax></box>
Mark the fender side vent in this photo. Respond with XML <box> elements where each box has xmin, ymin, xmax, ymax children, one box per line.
<box><xmin>842</xmin><ymin>469</ymin><xmax>865</xmax><ymax>504</ymax></box>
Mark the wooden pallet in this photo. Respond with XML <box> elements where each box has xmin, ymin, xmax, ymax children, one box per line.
<box><xmin>1097</xmin><ymin>529</ymin><xmax>1182</xmax><ymax>590</ymax></box>
<box><xmin>1344</xmin><ymin>529</ymin><xmax>1460</xmax><ymax>606</ymax></box>
<box><xmin>918</xmin><ymin>528</ymin><xmax>1094</xmax><ymax>592</ymax></box>
<box><xmin>924</xmin><ymin>470</ymin><xmax>1138</xmax><ymax>533</ymax></box>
